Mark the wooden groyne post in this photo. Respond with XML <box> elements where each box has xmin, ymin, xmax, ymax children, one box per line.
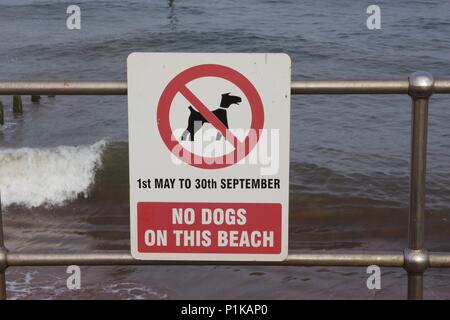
<box><xmin>12</xmin><ymin>95</ymin><xmax>23</xmax><ymax>114</ymax></box>
<box><xmin>31</xmin><ymin>95</ymin><xmax>41</xmax><ymax>103</ymax></box>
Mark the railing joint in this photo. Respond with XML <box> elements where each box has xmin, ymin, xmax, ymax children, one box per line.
<box><xmin>408</xmin><ymin>71</ymin><xmax>434</xmax><ymax>99</ymax></box>
<box><xmin>403</xmin><ymin>248</ymin><xmax>429</xmax><ymax>274</ymax></box>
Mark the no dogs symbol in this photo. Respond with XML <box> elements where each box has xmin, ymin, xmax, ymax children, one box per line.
<box><xmin>157</xmin><ymin>64</ymin><xmax>265</xmax><ymax>169</ymax></box>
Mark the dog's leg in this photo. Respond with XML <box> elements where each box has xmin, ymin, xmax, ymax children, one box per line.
<box><xmin>187</xmin><ymin>123</ymin><xmax>195</xmax><ymax>141</ymax></box>
<box><xmin>181</xmin><ymin>130</ymin><xmax>189</xmax><ymax>141</ymax></box>
<box><xmin>182</xmin><ymin>116</ymin><xmax>194</xmax><ymax>141</ymax></box>
<box><xmin>191</xmin><ymin>120</ymin><xmax>203</xmax><ymax>141</ymax></box>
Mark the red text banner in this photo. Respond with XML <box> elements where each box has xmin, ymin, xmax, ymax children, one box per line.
<box><xmin>137</xmin><ymin>202</ymin><xmax>281</xmax><ymax>254</ymax></box>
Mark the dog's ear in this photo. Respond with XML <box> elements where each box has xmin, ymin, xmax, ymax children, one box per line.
<box><xmin>222</xmin><ymin>92</ymin><xmax>231</xmax><ymax>96</ymax></box>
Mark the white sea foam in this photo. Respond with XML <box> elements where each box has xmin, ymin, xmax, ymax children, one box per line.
<box><xmin>0</xmin><ymin>140</ymin><xmax>106</xmax><ymax>208</ymax></box>
<box><xmin>104</xmin><ymin>282</ymin><xmax>168</xmax><ymax>300</ymax></box>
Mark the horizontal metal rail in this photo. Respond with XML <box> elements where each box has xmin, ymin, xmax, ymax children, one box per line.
<box><xmin>1</xmin><ymin>72</ymin><xmax>450</xmax><ymax>300</ymax></box>
<box><xmin>5</xmin><ymin>251</ymin><xmax>450</xmax><ymax>268</ymax></box>
<box><xmin>6</xmin><ymin>252</ymin><xmax>405</xmax><ymax>267</ymax></box>
<box><xmin>1</xmin><ymin>79</ymin><xmax>450</xmax><ymax>95</ymax></box>
<box><xmin>0</xmin><ymin>81</ymin><xmax>127</xmax><ymax>95</ymax></box>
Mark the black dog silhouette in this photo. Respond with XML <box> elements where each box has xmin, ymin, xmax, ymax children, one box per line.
<box><xmin>181</xmin><ymin>93</ymin><xmax>242</xmax><ymax>141</ymax></box>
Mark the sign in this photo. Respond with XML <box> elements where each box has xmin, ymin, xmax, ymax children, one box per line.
<box><xmin>128</xmin><ymin>53</ymin><xmax>291</xmax><ymax>261</ymax></box>
<box><xmin>157</xmin><ymin>64</ymin><xmax>265</xmax><ymax>169</ymax></box>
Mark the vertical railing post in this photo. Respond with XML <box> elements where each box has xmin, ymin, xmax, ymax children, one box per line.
<box><xmin>404</xmin><ymin>71</ymin><xmax>434</xmax><ymax>300</ymax></box>
<box><xmin>0</xmin><ymin>195</ymin><xmax>7</xmax><ymax>300</ymax></box>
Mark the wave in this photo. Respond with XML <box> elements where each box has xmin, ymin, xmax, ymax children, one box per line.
<box><xmin>0</xmin><ymin>140</ymin><xmax>106</xmax><ymax>208</ymax></box>
<box><xmin>1</xmin><ymin>139</ymin><xmax>449</xmax><ymax>211</ymax></box>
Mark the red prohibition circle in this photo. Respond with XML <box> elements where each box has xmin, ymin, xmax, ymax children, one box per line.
<box><xmin>157</xmin><ymin>64</ymin><xmax>264</xmax><ymax>169</ymax></box>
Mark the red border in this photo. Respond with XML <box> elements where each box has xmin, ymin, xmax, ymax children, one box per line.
<box><xmin>157</xmin><ymin>64</ymin><xmax>264</xmax><ymax>169</ymax></box>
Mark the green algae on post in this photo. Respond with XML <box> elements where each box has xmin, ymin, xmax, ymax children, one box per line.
<box><xmin>13</xmin><ymin>95</ymin><xmax>23</xmax><ymax>114</ymax></box>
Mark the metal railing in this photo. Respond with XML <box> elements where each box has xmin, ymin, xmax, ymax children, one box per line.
<box><xmin>1</xmin><ymin>71</ymin><xmax>450</xmax><ymax>300</ymax></box>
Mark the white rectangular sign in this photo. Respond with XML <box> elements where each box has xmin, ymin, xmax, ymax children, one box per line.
<box><xmin>128</xmin><ymin>53</ymin><xmax>291</xmax><ymax>261</ymax></box>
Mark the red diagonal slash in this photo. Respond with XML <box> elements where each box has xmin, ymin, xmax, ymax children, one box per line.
<box><xmin>157</xmin><ymin>63</ymin><xmax>265</xmax><ymax>169</ymax></box>
<box><xmin>179</xmin><ymin>85</ymin><xmax>242</xmax><ymax>148</ymax></box>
